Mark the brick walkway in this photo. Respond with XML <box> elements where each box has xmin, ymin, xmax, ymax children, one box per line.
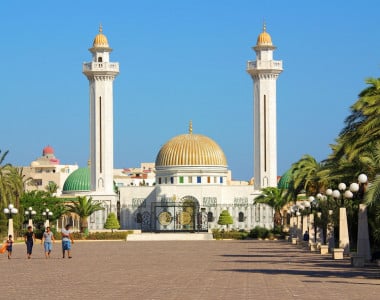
<box><xmin>1</xmin><ymin>240</ymin><xmax>379</xmax><ymax>299</ymax></box>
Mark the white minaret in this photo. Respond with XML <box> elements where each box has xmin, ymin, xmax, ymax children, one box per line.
<box><xmin>83</xmin><ymin>25</ymin><xmax>119</xmax><ymax>194</ymax></box>
<box><xmin>247</xmin><ymin>25</ymin><xmax>283</xmax><ymax>190</ymax></box>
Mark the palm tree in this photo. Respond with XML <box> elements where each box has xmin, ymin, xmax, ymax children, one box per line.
<box><xmin>365</xmin><ymin>143</ymin><xmax>380</xmax><ymax>207</ymax></box>
<box><xmin>255</xmin><ymin>187</ymin><xmax>287</xmax><ymax>227</ymax></box>
<box><xmin>332</xmin><ymin>77</ymin><xmax>380</xmax><ymax>161</ymax></box>
<box><xmin>0</xmin><ymin>150</ymin><xmax>25</xmax><ymax>207</ymax></box>
<box><xmin>45</xmin><ymin>181</ymin><xmax>58</xmax><ymax>196</ymax></box>
<box><xmin>66</xmin><ymin>196</ymin><xmax>104</xmax><ymax>234</ymax></box>
<box><xmin>288</xmin><ymin>154</ymin><xmax>324</xmax><ymax>196</ymax></box>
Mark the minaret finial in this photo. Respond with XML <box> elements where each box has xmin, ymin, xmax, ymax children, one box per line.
<box><xmin>263</xmin><ymin>20</ymin><xmax>266</xmax><ymax>32</ymax></box>
<box><xmin>189</xmin><ymin>120</ymin><xmax>193</xmax><ymax>134</ymax></box>
<box><xmin>99</xmin><ymin>23</ymin><xmax>103</xmax><ymax>33</ymax></box>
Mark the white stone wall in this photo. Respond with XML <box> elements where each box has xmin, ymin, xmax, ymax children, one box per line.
<box><xmin>118</xmin><ymin>185</ymin><xmax>273</xmax><ymax>231</ymax></box>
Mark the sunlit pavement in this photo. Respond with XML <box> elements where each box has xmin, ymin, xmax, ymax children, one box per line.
<box><xmin>1</xmin><ymin>239</ymin><xmax>379</xmax><ymax>299</ymax></box>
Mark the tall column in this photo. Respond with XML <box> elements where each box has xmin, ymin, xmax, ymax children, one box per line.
<box><xmin>357</xmin><ymin>204</ymin><xmax>371</xmax><ymax>261</ymax></box>
<box><xmin>83</xmin><ymin>25</ymin><xmax>119</xmax><ymax>195</ymax></box>
<box><xmin>297</xmin><ymin>215</ymin><xmax>302</xmax><ymax>240</ymax></box>
<box><xmin>302</xmin><ymin>215</ymin><xmax>308</xmax><ymax>240</ymax></box>
<box><xmin>308</xmin><ymin>214</ymin><xmax>315</xmax><ymax>244</ymax></box>
<box><xmin>7</xmin><ymin>218</ymin><xmax>14</xmax><ymax>239</ymax></box>
<box><xmin>327</xmin><ymin>209</ymin><xmax>335</xmax><ymax>251</ymax></box>
<box><xmin>339</xmin><ymin>207</ymin><xmax>350</xmax><ymax>255</ymax></box>
<box><xmin>247</xmin><ymin>25</ymin><xmax>282</xmax><ymax>189</ymax></box>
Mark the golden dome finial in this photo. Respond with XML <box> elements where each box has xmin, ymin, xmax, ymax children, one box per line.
<box><xmin>256</xmin><ymin>22</ymin><xmax>273</xmax><ymax>46</ymax></box>
<box><xmin>92</xmin><ymin>24</ymin><xmax>110</xmax><ymax>48</ymax></box>
<box><xmin>189</xmin><ymin>120</ymin><xmax>193</xmax><ymax>134</ymax></box>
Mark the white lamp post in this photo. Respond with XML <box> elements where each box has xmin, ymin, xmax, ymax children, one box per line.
<box><xmin>335</xmin><ymin>184</ymin><xmax>351</xmax><ymax>255</ymax></box>
<box><xmin>42</xmin><ymin>208</ymin><xmax>53</xmax><ymax>227</ymax></box>
<box><xmin>3</xmin><ymin>204</ymin><xmax>18</xmax><ymax>238</ymax></box>
<box><xmin>353</xmin><ymin>174</ymin><xmax>370</xmax><ymax>261</ymax></box>
<box><xmin>25</xmin><ymin>207</ymin><xmax>36</xmax><ymax>228</ymax></box>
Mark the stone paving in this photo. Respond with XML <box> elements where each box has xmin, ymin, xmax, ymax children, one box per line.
<box><xmin>1</xmin><ymin>239</ymin><xmax>379</xmax><ymax>300</ymax></box>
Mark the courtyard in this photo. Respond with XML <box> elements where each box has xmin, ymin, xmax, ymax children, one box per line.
<box><xmin>1</xmin><ymin>239</ymin><xmax>379</xmax><ymax>300</ymax></box>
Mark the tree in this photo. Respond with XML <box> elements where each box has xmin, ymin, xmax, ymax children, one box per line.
<box><xmin>45</xmin><ymin>181</ymin><xmax>58</xmax><ymax>196</ymax></box>
<box><xmin>217</xmin><ymin>210</ymin><xmax>233</xmax><ymax>231</ymax></box>
<box><xmin>66</xmin><ymin>196</ymin><xmax>104</xmax><ymax>234</ymax></box>
<box><xmin>0</xmin><ymin>150</ymin><xmax>24</xmax><ymax>208</ymax></box>
<box><xmin>104</xmin><ymin>212</ymin><xmax>120</xmax><ymax>232</ymax></box>
<box><xmin>331</xmin><ymin>77</ymin><xmax>380</xmax><ymax>161</ymax></box>
<box><xmin>0</xmin><ymin>150</ymin><xmax>28</xmax><ymax>238</ymax></box>
<box><xmin>255</xmin><ymin>187</ymin><xmax>287</xmax><ymax>227</ymax></box>
<box><xmin>20</xmin><ymin>190</ymin><xmax>67</xmax><ymax>230</ymax></box>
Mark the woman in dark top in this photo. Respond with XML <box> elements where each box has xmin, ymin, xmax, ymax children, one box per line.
<box><xmin>24</xmin><ymin>225</ymin><xmax>36</xmax><ymax>259</ymax></box>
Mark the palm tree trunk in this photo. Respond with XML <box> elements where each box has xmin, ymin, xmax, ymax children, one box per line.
<box><xmin>80</xmin><ymin>216</ymin><xmax>89</xmax><ymax>234</ymax></box>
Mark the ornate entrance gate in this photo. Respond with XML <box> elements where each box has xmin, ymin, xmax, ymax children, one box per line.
<box><xmin>152</xmin><ymin>196</ymin><xmax>208</xmax><ymax>232</ymax></box>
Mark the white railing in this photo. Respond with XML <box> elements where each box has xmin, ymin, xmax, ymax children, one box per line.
<box><xmin>83</xmin><ymin>62</ymin><xmax>119</xmax><ymax>72</ymax></box>
<box><xmin>247</xmin><ymin>60</ymin><xmax>282</xmax><ymax>70</ymax></box>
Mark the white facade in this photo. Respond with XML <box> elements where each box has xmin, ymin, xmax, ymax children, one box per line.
<box><xmin>65</xmin><ymin>27</ymin><xmax>282</xmax><ymax>232</ymax></box>
<box><xmin>247</xmin><ymin>27</ymin><xmax>282</xmax><ymax>189</ymax></box>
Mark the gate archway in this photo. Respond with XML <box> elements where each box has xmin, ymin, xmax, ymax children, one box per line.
<box><xmin>152</xmin><ymin>195</ymin><xmax>207</xmax><ymax>232</ymax></box>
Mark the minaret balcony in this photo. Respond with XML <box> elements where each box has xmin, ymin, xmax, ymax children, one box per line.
<box><xmin>246</xmin><ymin>60</ymin><xmax>282</xmax><ymax>71</ymax></box>
<box><xmin>83</xmin><ymin>62</ymin><xmax>119</xmax><ymax>73</ymax></box>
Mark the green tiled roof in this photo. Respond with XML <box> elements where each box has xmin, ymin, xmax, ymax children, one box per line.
<box><xmin>62</xmin><ymin>167</ymin><xmax>90</xmax><ymax>193</ymax></box>
<box><xmin>277</xmin><ymin>169</ymin><xmax>292</xmax><ymax>189</ymax></box>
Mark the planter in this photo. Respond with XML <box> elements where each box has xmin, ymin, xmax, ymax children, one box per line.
<box><xmin>320</xmin><ymin>245</ymin><xmax>329</xmax><ymax>255</ymax></box>
<box><xmin>333</xmin><ymin>248</ymin><xmax>344</xmax><ymax>260</ymax></box>
<box><xmin>291</xmin><ymin>237</ymin><xmax>298</xmax><ymax>245</ymax></box>
<box><xmin>309</xmin><ymin>243</ymin><xmax>318</xmax><ymax>252</ymax></box>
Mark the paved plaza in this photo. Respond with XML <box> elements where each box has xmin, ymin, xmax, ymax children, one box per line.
<box><xmin>1</xmin><ymin>239</ymin><xmax>379</xmax><ymax>299</ymax></box>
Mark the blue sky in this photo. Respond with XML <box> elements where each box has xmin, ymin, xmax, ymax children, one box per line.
<box><xmin>1</xmin><ymin>0</ymin><xmax>379</xmax><ymax>180</ymax></box>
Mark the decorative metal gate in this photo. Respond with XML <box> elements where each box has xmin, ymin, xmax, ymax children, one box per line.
<box><xmin>151</xmin><ymin>196</ymin><xmax>208</xmax><ymax>232</ymax></box>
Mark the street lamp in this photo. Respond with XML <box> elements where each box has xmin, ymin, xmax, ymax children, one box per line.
<box><xmin>42</xmin><ymin>208</ymin><xmax>53</xmax><ymax>227</ymax></box>
<box><xmin>24</xmin><ymin>207</ymin><xmax>36</xmax><ymax>227</ymax></box>
<box><xmin>289</xmin><ymin>205</ymin><xmax>302</xmax><ymax>242</ymax></box>
<box><xmin>331</xmin><ymin>185</ymin><xmax>351</xmax><ymax>254</ymax></box>
<box><xmin>306</xmin><ymin>196</ymin><xmax>319</xmax><ymax>247</ymax></box>
<box><xmin>351</xmin><ymin>173</ymin><xmax>370</xmax><ymax>261</ymax></box>
<box><xmin>3</xmin><ymin>204</ymin><xmax>18</xmax><ymax>238</ymax></box>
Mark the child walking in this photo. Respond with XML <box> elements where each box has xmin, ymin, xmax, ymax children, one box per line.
<box><xmin>6</xmin><ymin>235</ymin><xmax>13</xmax><ymax>259</ymax></box>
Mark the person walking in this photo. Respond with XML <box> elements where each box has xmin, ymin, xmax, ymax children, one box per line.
<box><xmin>24</xmin><ymin>226</ymin><xmax>36</xmax><ymax>259</ymax></box>
<box><xmin>61</xmin><ymin>224</ymin><xmax>74</xmax><ymax>259</ymax></box>
<box><xmin>41</xmin><ymin>226</ymin><xmax>55</xmax><ymax>258</ymax></box>
<box><xmin>6</xmin><ymin>235</ymin><xmax>13</xmax><ymax>259</ymax></box>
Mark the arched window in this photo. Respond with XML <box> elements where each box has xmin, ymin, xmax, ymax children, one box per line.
<box><xmin>238</xmin><ymin>212</ymin><xmax>245</xmax><ymax>222</ymax></box>
<box><xmin>98</xmin><ymin>57</ymin><xmax>103</xmax><ymax>62</ymax></box>
<box><xmin>207</xmin><ymin>212</ymin><xmax>214</xmax><ymax>222</ymax></box>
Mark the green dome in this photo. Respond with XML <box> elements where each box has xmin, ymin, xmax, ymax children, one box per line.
<box><xmin>62</xmin><ymin>167</ymin><xmax>90</xmax><ymax>193</ymax></box>
<box><xmin>277</xmin><ymin>169</ymin><xmax>292</xmax><ymax>189</ymax></box>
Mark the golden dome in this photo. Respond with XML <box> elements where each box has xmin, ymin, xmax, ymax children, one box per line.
<box><xmin>93</xmin><ymin>24</ymin><xmax>109</xmax><ymax>48</ymax></box>
<box><xmin>155</xmin><ymin>132</ymin><xmax>227</xmax><ymax>167</ymax></box>
<box><xmin>256</xmin><ymin>24</ymin><xmax>273</xmax><ymax>46</ymax></box>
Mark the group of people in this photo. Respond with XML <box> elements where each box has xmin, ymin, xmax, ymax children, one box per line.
<box><xmin>2</xmin><ymin>224</ymin><xmax>74</xmax><ymax>259</ymax></box>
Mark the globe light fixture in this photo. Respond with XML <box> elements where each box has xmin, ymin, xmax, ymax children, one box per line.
<box><xmin>358</xmin><ymin>174</ymin><xmax>368</xmax><ymax>184</ymax></box>
<box><xmin>332</xmin><ymin>190</ymin><xmax>341</xmax><ymax>199</ymax></box>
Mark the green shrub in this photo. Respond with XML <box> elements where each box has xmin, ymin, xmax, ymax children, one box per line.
<box><xmin>249</xmin><ymin>226</ymin><xmax>269</xmax><ymax>239</ymax></box>
<box><xmin>86</xmin><ymin>231</ymin><xmax>128</xmax><ymax>240</ymax></box>
<box><xmin>212</xmin><ymin>229</ymin><xmax>248</xmax><ymax>240</ymax></box>
<box><xmin>53</xmin><ymin>230</ymin><xmax>131</xmax><ymax>240</ymax></box>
